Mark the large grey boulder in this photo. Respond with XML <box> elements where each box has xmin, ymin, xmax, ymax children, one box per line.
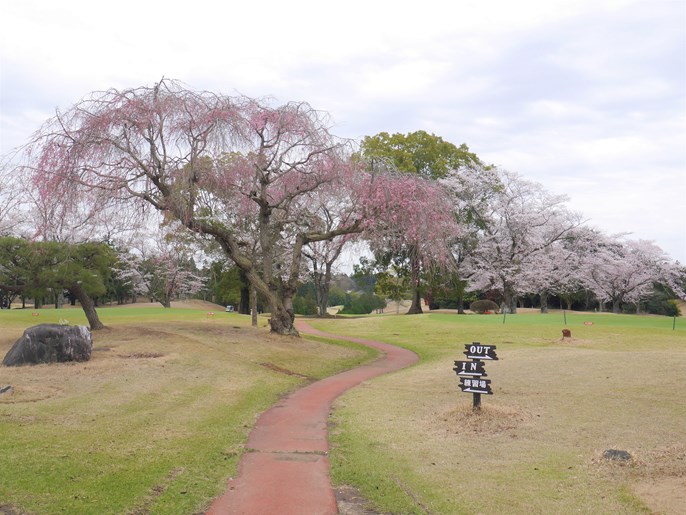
<box><xmin>2</xmin><ymin>324</ymin><xmax>92</xmax><ymax>366</ymax></box>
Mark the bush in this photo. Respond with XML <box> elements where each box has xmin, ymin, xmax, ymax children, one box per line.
<box><xmin>469</xmin><ymin>299</ymin><xmax>500</xmax><ymax>314</ymax></box>
<box><xmin>293</xmin><ymin>294</ymin><xmax>317</xmax><ymax>315</ymax></box>
<box><xmin>327</xmin><ymin>286</ymin><xmax>347</xmax><ymax>307</ymax></box>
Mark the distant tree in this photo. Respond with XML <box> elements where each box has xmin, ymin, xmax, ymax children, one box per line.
<box><xmin>22</xmin><ymin>241</ymin><xmax>115</xmax><ymax>330</ymax></box>
<box><xmin>440</xmin><ymin>165</ymin><xmax>502</xmax><ymax>313</ymax></box>
<box><xmin>361</xmin><ymin>132</ymin><xmax>478</xmax><ymax>314</ymax></box>
<box><xmin>0</xmin><ymin>166</ymin><xmax>24</xmax><ymax>237</ymax></box>
<box><xmin>293</xmin><ymin>284</ymin><xmax>318</xmax><ymax>316</ymax></box>
<box><xmin>121</xmin><ymin>234</ymin><xmax>205</xmax><ymax>308</ymax></box>
<box><xmin>339</xmin><ymin>291</ymin><xmax>386</xmax><ymax>315</ymax></box>
<box><xmin>635</xmin><ymin>284</ymin><xmax>681</xmax><ymax>316</ymax></box>
<box><xmin>581</xmin><ymin>235</ymin><xmax>685</xmax><ymax>313</ymax></box>
<box><xmin>361</xmin><ymin>130</ymin><xmax>481</xmax><ymax>179</ymax></box>
<box><xmin>364</xmin><ymin>172</ymin><xmax>460</xmax><ymax>314</ymax></box>
<box><xmin>461</xmin><ymin>170</ymin><xmax>583</xmax><ymax>313</ymax></box>
<box><xmin>375</xmin><ymin>267</ymin><xmax>409</xmax><ymax>314</ymax></box>
<box><xmin>0</xmin><ymin>236</ymin><xmax>32</xmax><ymax>307</ymax></box>
<box><xmin>327</xmin><ymin>285</ymin><xmax>347</xmax><ymax>307</ymax></box>
<box><xmin>302</xmin><ymin>193</ymin><xmax>356</xmax><ymax>316</ymax></box>
<box><xmin>351</xmin><ymin>256</ymin><xmax>378</xmax><ymax>293</ymax></box>
<box><xmin>204</xmin><ymin>261</ymin><xmax>243</xmax><ymax>308</ymax></box>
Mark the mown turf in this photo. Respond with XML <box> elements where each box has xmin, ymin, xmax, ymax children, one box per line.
<box><xmin>310</xmin><ymin>311</ymin><xmax>686</xmax><ymax>514</ymax></box>
<box><xmin>0</xmin><ymin>306</ymin><xmax>374</xmax><ymax>514</ymax></box>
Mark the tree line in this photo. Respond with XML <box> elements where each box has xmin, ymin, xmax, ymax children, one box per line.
<box><xmin>0</xmin><ymin>79</ymin><xmax>683</xmax><ymax>333</ymax></box>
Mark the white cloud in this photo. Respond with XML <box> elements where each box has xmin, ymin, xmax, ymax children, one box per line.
<box><xmin>1</xmin><ymin>0</ymin><xmax>684</xmax><ymax>263</ymax></box>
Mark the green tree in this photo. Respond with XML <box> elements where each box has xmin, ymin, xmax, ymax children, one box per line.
<box><xmin>0</xmin><ymin>237</ymin><xmax>32</xmax><ymax>308</ymax></box>
<box><xmin>374</xmin><ymin>268</ymin><xmax>409</xmax><ymax>314</ymax></box>
<box><xmin>361</xmin><ymin>130</ymin><xmax>480</xmax><ymax>179</ymax></box>
<box><xmin>37</xmin><ymin>242</ymin><xmax>116</xmax><ymax>330</ymax></box>
<box><xmin>339</xmin><ymin>292</ymin><xmax>386</xmax><ymax>315</ymax></box>
<box><xmin>7</xmin><ymin>241</ymin><xmax>115</xmax><ymax>330</ymax></box>
<box><xmin>351</xmin><ymin>257</ymin><xmax>377</xmax><ymax>293</ymax></box>
<box><xmin>327</xmin><ymin>285</ymin><xmax>347</xmax><ymax>307</ymax></box>
<box><xmin>293</xmin><ymin>292</ymin><xmax>318</xmax><ymax>315</ymax></box>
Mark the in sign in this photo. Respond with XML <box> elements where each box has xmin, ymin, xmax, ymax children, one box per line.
<box><xmin>463</xmin><ymin>342</ymin><xmax>498</xmax><ymax>360</ymax></box>
<box><xmin>453</xmin><ymin>360</ymin><xmax>487</xmax><ymax>377</ymax></box>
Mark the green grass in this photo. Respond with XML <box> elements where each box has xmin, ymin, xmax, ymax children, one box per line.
<box><xmin>309</xmin><ymin>311</ymin><xmax>686</xmax><ymax>514</ymax></box>
<box><xmin>0</xmin><ymin>305</ymin><xmax>375</xmax><ymax>514</ymax></box>
<box><xmin>2</xmin><ymin>306</ymin><xmax>684</xmax><ymax>513</ymax></box>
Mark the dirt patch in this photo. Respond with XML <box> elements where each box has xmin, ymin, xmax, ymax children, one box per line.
<box><xmin>593</xmin><ymin>444</ymin><xmax>686</xmax><ymax>476</ymax></box>
<box><xmin>335</xmin><ymin>485</ymin><xmax>384</xmax><ymax>515</ymax></box>
<box><xmin>428</xmin><ymin>402</ymin><xmax>532</xmax><ymax>435</ymax></box>
<box><xmin>0</xmin><ymin>384</ymin><xmax>63</xmax><ymax>404</ymax></box>
<box><xmin>120</xmin><ymin>352</ymin><xmax>165</xmax><ymax>359</ymax></box>
<box><xmin>127</xmin><ymin>467</ymin><xmax>185</xmax><ymax>515</ymax></box>
<box><xmin>593</xmin><ymin>444</ymin><xmax>686</xmax><ymax>513</ymax></box>
<box><xmin>259</xmin><ymin>362</ymin><xmax>312</xmax><ymax>379</ymax></box>
<box><xmin>633</xmin><ymin>477</ymin><xmax>686</xmax><ymax>514</ymax></box>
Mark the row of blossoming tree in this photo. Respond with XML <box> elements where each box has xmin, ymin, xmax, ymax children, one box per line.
<box><xmin>1</xmin><ymin>79</ymin><xmax>684</xmax><ymax>333</ymax></box>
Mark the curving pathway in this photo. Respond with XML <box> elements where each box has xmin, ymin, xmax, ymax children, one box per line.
<box><xmin>206</xmin><ymin>320</ymin><xmax>418</xmax><ymax>514</ymax></box>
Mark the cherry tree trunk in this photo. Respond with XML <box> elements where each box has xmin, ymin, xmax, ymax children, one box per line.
<box><xmin>269</xmin><ymin>300</ymin><xmax>297</xmax><ymax>335</ymax></box>
<box><xmin>315</xmin><ymin>262</ymin><xmax>333</xmax><ymax>317</ymax></box>
<box><xmin>406</xmin><ymin>253</ymin><xmax>423</xmax><ymax>315</ymax></box>
<box><xmin>540</xmin><ymin>290</ymin><xmax>549</xmax><ymax>314</ymax></box>
<box><xmin>251</xmin><ymin>285</ymin><xmax>258</xmax><ymax>327</ymax></box>
<box><xmin>456</xmin><ymin>291</ymin><xmax>465</xmax><ymax>314</ymax></box>
<box><xmin>612</xmin><ymin>299</ymin><xmax>621</xmax><ymax>314</ymax></box>
<box><xmin>239</xmin><ymin>270</ymin><xmax>250</xmax><ymax>315</ymax></box>
<box><xmin>502</xmin><ymin>287</ymin><xmax>518</xmax><ymax>314</ymax></box>
<box><xmin>407</xmin><ymin>288</ymin><xmax>423</xmax><ymax>314</ymax></box>
<box><xmin>69</xmin><ymin>283</ymin><xmax>105</xmax><ymax>331</ymax></box>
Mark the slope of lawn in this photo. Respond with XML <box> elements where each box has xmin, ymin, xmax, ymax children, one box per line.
<box><xmin>0</xmin><ymin>304</ymin><xmax>376</xmax><ymax>514</ymax></box>
<box><xmin>309</xmin><ymin>310</ymin><xmax>686</xmax><ymax>514</ymax></box>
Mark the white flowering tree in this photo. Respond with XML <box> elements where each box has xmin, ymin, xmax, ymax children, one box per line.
<box><xmin>581</xmin><ymin>234</ymin><xmax>684</xmax><ymax>313</ymax></box>
<box><xmin>460</xmin><ymin>169</ymin><xmax>583</xmax><ymax>313</ymax></box>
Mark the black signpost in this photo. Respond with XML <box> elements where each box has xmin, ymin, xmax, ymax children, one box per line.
<box><xmin>454</xmin><ymin>342</ymin><xmax>498</xmax><ymax>411</ymax></box>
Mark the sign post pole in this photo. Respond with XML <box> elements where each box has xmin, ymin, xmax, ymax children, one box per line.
<box><xmin>473</xmin><ymin>391</ymin><xmax>481</xmax><ymax>411</ymax></box>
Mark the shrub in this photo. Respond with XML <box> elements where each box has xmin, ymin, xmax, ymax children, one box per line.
<box><xmin>469</xmin><ymin>299</ymin><xmax>500</xmax><ymax>314</ymax></box>
<box><xmin>293</xmin><ymin>294</ymin><xmax>317</xmax><ymax>315</ymax></box>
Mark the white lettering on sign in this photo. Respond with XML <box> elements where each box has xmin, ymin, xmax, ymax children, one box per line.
<box><xmin>464</xmin><ymin>343</ymin><xmax>498</xmax><ymax>360</ymax></box>
<box><xmin>469</xmin><ymin>345</ymin><xmax>495</xmax><ymax>355</ymax></box>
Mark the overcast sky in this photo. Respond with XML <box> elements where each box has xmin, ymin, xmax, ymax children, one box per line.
<box><xmin>1</xmin><ymin>0</ymin><xmax>684</xmax><ymax>264</ymax></box>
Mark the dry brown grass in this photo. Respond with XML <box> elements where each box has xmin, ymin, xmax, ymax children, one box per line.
<box><xmin>319</xmin><ymin>314</ymin><xmax>686</xmax><ymax>514</ymax></box>
<box><xmin>0</xmin><ymin>309</ymin><xmax>369</xmax><ymax>514</ymax></box>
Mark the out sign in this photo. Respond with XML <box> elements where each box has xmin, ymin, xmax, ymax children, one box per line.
<box><xmin>464</xmin><ymin>343</ymin><xmax>498</xmax><ymax>361</ymax></box>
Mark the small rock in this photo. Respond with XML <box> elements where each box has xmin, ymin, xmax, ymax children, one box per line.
<box><xmin>602</xmin><ymin>449</ymin><xmax>632</xmax><ymax>462</ymax></box>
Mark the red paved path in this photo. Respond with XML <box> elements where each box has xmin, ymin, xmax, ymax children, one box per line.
<box><xmin>206</xmin><ymin>320</ymin><xmax>418</xmax><ymax>514</ymax></box>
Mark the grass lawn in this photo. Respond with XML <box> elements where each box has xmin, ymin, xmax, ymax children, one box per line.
<box><xmin>0</xmin><ymin>304</ymin><xmax>376</xmax><ymax>514</ymax></box>
<box><xmin>309</xmin><ymin>310</ymin><xmax>686</xmax><ymax>514</ymax></box>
